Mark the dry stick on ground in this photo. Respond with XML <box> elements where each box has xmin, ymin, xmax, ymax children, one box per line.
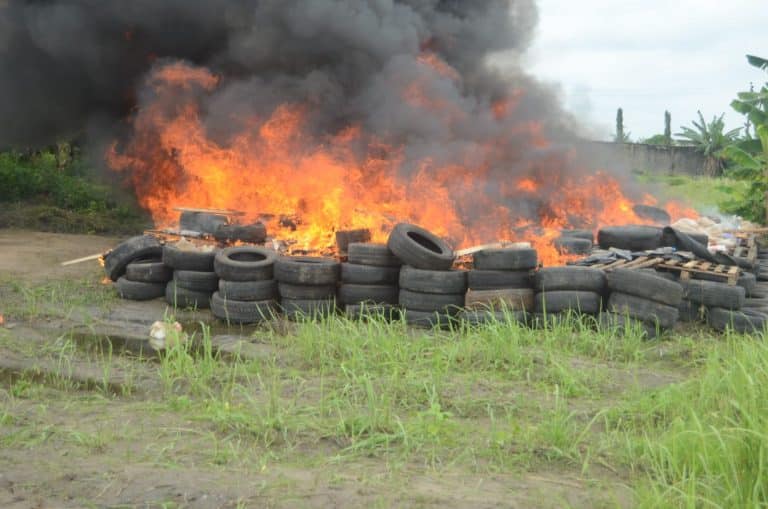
<box><xmin>60</xmin><ymin>253</ymin><xmax>104</xmax><ymax>266</ymax></box>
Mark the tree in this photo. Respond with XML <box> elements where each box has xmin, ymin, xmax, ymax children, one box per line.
<box><xmin>614</xmin><ymin>108</ymin><xmax>630</xmax><ymax>142</ymax></box>
<box><xmin>722</xmin><ymin>55</ymin><xmax>768</xmax><ymax>222</ymax></box>
<box><xmin>676</xmin><ymin>111</ymin><xmax>741</xmax><ymax>176</ymax></box>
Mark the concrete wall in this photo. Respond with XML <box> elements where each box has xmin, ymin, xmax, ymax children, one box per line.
<box><xmin>579</xmin><ymin>141</ymin><xmax>706</xmax><ymax>176</ymax></box>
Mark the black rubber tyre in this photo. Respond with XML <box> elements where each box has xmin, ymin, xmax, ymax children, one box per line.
<box><xmin>347</xmin><ymin>243</ymin><xmax>402</xmax><ymax>267</ymax></box>
<box><xmin>386</xmin><ymin>223</ymin><xmax>454</xmax><ymax>270</ymax></box>
<box><xmin>163</xmin><ymin>244</ymin><xmax>217</xmax><ymax>271</ymax></box>
<box><xmin>467</xmin><ymin>270</ymin><xmax>532</xmax><ymax>290</ymax></box>
<box><xmin>660</xmin><ymin>229</ymin><xmax>709</xmax><ymax>250</ymax></box>
<box><xmin>692</xmin><ymin>272</ymin><xmax>757</xmax><ymax>296</ymax></box>
<box><xmin>535</xmin><ymin>291</ymin><xmax>602</xmax><ymax>314</ymax></box>
<box><xmin>632</xmin><ymin>204</ymin><xmax>671</xmax><ymax>225</ymax></box>
<box><xmin>174</xmin><ymin>270</ymin><xmax>219</xmax><ymax>292</ymax></box>
<box><xmin>473</xmin><ymin>248</ymin><xmax>537</xmax><ymax>270</ymax></box>
<box><xmin>459</xmin><ymin>309</ymin><xmax>528</xmax><ymax>326</ymax></box>
<box><xmin>338</xmin><ymin>284</ymin><xmax>399</xmax><ymax>305</ymax></box>
<box><xmin>682</xmin><ymin>280</ymin><xmax>746</xmax><ymax>310</ymax></box>
<box><xmin>606</xmin><ymin>268</ymin><xmax>683</xmax><ymax>306</ymax></box>
<box><xmin>598</xmin><ymin>312</ymin><xmax>659</xmax><ymax>339</ymax></box>
<box><xmin>219</xmin><ymin>279</ymin><xmax>277</xmax><ymax>301</ymax></box>
<box><xmin>678</xmin><ymin>300</ymin><xmax>705</xmax><ymax>323</ymax></box>
<box><xmin>403</xmin><ymin>309</ymin><xmax>456</xmax><ymax>328</ymax></box>
<box><xmin>275</xmin><ymin>257</ymin><xmax>340</xmax><ymax>285</ymax></box>
<box><xmin>554</xmin><ymin>237</ymin><xmax>592</xmax><ymax>255</ymax></box>
<box><xmin>597</xmin><ymin>226</ymin><xmax>663</xmax><ymax>251</ymax></box>
<box><xmin>534</xmin><ymin>267</ymin><xmax>606</xmax><ymax>292</ymax></box>
<box><xmin>210</xmin><ymin>292</ymin><xmax>277</xmax><ymax>324</ymax></box>
<box><xmin>213</xmin><ymin>223</ymin><xmax>267</xmax><ymax>243</ymax></box>
<box><xmin>743</xmin><ymin>298</ymin><xmax>768</xmax><ymax>309</ymax></box>
<box><xmin>214</xmin><ymin>247</ymin><xmax>276</xmax><ymax>281</ymax></box>
<box><xmin>607</xmin><ymin>292</ymin><xmax>678</xmax><ymax>328</ymax></box>
<box><xmin>641</xmin><ymin>269</ymin><xmax>678</xmax><ymax>281</ymax></box>
<box><xmin>560</xmin><ymin>229</ymin><xmax>593</xmax><ymax>242</ymax></box>
<box><xmin>398</xmin><ymin>289</ymin><xmax>464</xmax><ymax>313</ymax></box>
<box><xmin>179</xmin><ymin>212</ymin><xmax>228</xmax><ymax>234</ymax></box>
<box><xmin>465</xmin><ymin>288</ymin><xmax>534</xmax><ymax>311</ymax></box>
<box><xmin>281</xmin><ymin>298</ymin><xmax>336</xmax><ymax>320</ymax></box>
<box><xmin>116</xmin><ymin>277</ymin><xmax>165</xmax><ymax>301</ymax></box>
<box><xmin>125</xmin><ymin>260</ymin><xmax>173</xmax><ymax>283</ymax></box>
<box><xmin>104</xmin><ymin>235</ymin><xmax>163</xmax><ymax>281</ymax></box>
<box><xmin>739</xmin><ymin>273</ymin><xmax>757</xmax><ymax>296</ymax></box>
<box><xmin>341</xmin><ymin>263</ymin><xmax>400</xmax><ymax>285</ymax></box>
<box><xmin>278</xmin><ymin>282</ymin><xmax>336</xmax><ymax>300</ymax></box>
<box><xmin>399</xmin><ymin>266</ymin><xmax>467</xmax><ymax>294</ymax></box>
<box><xmin>165</xmin><ymin>282</ymin><xmax>212</xmax><ymax>309</ymax></box>
<box><xmin>345</xmin><ymin>304</ymin><xmax>399</xmax><ymax>321</ymax></box>
<box><xmin>708</xmin><ymin>307</ymin><xmax>768</xmax><ymax>334</ymax></box>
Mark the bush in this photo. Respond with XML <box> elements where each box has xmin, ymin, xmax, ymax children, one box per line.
<box><xmin>0</xmin><ymin>149</ymin><xmax>148</xmax><ymax>234</ymax></box>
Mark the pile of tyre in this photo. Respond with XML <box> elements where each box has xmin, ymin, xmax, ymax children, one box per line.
<box><xmin>275</xmin><ymin>256</ymin><xmax>340</xmax><ymax>320</ymax></box>
<box><xmin>386</xmin><ymin>223</ymin><xmax>464</xmax><ymax>327</ymax></box>
<box><xmin>339</xmin><ymin>243</ymin><xmax>401</xmax><ymax>320</ymax></box>
<box><xmin>103</xmin><ymin>235</ymin><xmax>169</xmax><ymax>301</ymax></box>
<box><xmin>163</xmin><ymin>242</ymin><xmax>220</xmax><ymax>309</ymax></box>
<box><xmin>212</xmin><ymin>247</ymin><xmax>279</xmax><ymax>324</ymax></box>
<box><xmin>602</xmin><ymin>269</ymin><xmax>683</xmax><ymax>338</ymax></box>
<box><xmin>533</xmin><ymin>267</ymin><xmax>605</xmax><ymax>323</ymax></box>
<box><xmin>461</xmin><ymin>247</ymin><xmax>537</xmax><ymax>325</ymax></box>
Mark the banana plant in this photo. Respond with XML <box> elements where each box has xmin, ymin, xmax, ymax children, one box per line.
<box><xmin>676</xmin><ymin>111</ymin><xmax>741</xmax><ymax>175</ymax></box>
<box><xmin>722</xmin><ymin>125</ymin><xmax>768</xmax><ymax>222</ymax></box>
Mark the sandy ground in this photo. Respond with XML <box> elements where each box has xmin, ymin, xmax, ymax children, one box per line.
<box><xmin>0</xmin><ymin>229</ymin><xmax>120</xmax><ymax>282</ymax></box>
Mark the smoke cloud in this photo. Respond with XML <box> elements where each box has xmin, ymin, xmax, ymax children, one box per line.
<box><xmin>0</xmin><ymin>0</ymin><xmax>557</xmax><ymax>145</ymax></box>
<box><xmin>3</xmin><ymin>0</ymin><xmax>640</xmax><ymax>252</ymax></box>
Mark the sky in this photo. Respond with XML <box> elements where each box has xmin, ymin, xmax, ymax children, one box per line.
<box><xmin>504</xmin><ymin>0</ymin><xmax>767</xmax><ymax>141</ymax></box>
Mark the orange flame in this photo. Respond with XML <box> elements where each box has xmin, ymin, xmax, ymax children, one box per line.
<box><xmin>108</xmin><ymin>61</ymin><xmax>698</xmax><ymax>264</ymax></box>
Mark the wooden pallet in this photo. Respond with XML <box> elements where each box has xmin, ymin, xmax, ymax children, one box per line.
<box><xmin>657</xmin><ymin>259</ymin><xmax>740</xmax><ymax>285</ymax></box>
<box><xmin>733</xmin><ymin>234</ymin><xmax>758</xmax><ymax>262</ymax></box>
<box><xmin>591</xmin><ymin>256</ymin><xmax>663</xmax><ymax>271</ymax></box>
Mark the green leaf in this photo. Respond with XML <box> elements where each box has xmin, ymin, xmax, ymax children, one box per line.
<box><xmin>723</xmin><ymin>145</ymin><xmax>760</xmax><ymax>171</ymax></box>
<box><xmin>747</xmin><ymin>54</ymin><xmax>768</xmax><ymax>72</ymax></box>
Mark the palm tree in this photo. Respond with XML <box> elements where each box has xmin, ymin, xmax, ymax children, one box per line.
<box><xmin>676</xmin><ymin>111</ymin><xmax>741</xmax><ymax>176</ymax></box>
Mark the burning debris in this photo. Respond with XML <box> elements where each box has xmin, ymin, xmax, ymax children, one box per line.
<box><xmin>97</xmin><ymin>205</ymin><xmax>768</xmax><ymax>337</ymax></box>
<box><xmin>0</xmin><ymin>1</ymin><xmax>698</xmax><ymax>263</ymax></box>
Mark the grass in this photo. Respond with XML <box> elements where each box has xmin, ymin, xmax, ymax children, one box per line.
<box><xmin>634</xmin><ymin>170</ymin><xmax>749</xmax><ymax>214</ymax></box>
<box><xmin>2</xmin><ymin>275</ymin><xmax>767</xmax><ymax>506</ymax></box>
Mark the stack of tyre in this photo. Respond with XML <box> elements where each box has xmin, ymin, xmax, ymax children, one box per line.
<box><xmin>339</xmin><ymin>243</ymin><xmax>401</xmax><ymax>320</ymax></box>
<box><xmin>678</xmin><ymin>279</ymin><xmax>758</xmax><ymax>333</ymax></box>
<box><xmin>533</xmin><ymin>267</ymin><xmax>605</xmax><ymax>323</ymax></box>
<box><xmin>118</xmin><ymin>258</ymin><xmax>174</xmax><ymax>301</ymax></box>
<box><xmin>603</xmin><ymin>269</ymin><xmax>683</xmax><ymax>338</ymax></box>
<box><xmin>554</xmin><ymin>229</ymin><xmax>594</xmax><ymax>257</ymax></box>
<box><xmin>275</xmin><ymin>256</ymin><xmax>341</xmax><ymax>320</ymax></box>
<box><xmin>461</xmin><ymin>247</ymin><xmax>537</xmax><ymax>325</ymax></box>
<box><xmin>103</xmin><ymin>235</ymin><xmax>168</xmax><ymax>301</ymax></box>
<box><xmin>163</xmin><ymin>242</ymin><xmax>220</xmax><ymax>309</ymax></box>
<box><xmin>386</xmin><ymin>223</ymin><xmax>461</xmax><ymax>328</ymax></box>
<box><xmin>212</xmin><ymin>247</ymin><xmax>279</xmax><ymax>324</ymax></box>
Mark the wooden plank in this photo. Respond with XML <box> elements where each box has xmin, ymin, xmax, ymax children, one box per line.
<box><xmin>748</xmin><ymin>244</ymin><xmax>758</xmax><ymax>262</ymax></box>
<box><xmin>632</xmin><ymin>258</ymin><xmax>663</xmax><ymax>270</ymax></box>
<box><xmin>601</xmin><ymin>259</ymin><xmax>629</xmax><ymax>270</ymax></box>
<box><xmin>683</xmin><ymin>260</ymin><xmax>700</xmax><ymax>268</ymax></box>
<box><xmin>60</xmin><ymin>253</ymin><xmax>103</xmax><ymax>266</ymax></box>
<box><xmin>714</xmin><ymin>265</ymin><xmax>727</xmax><ymax>273</ymax></box>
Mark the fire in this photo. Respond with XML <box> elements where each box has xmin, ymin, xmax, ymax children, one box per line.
<box><xmin>0</xmin><ymin>314</ymin><xmax>4</xmax><ymax>326</ymax></box>
<box><xmin>108</xmin><ymin>60</ymin><xmax>698</xmax><ymax>264</ymax></box>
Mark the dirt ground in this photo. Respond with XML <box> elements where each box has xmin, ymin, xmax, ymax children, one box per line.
<box><xmin>1</xmin><ymin>229</ymin><xmax>689</xmax><ymax>508</ymax></box>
